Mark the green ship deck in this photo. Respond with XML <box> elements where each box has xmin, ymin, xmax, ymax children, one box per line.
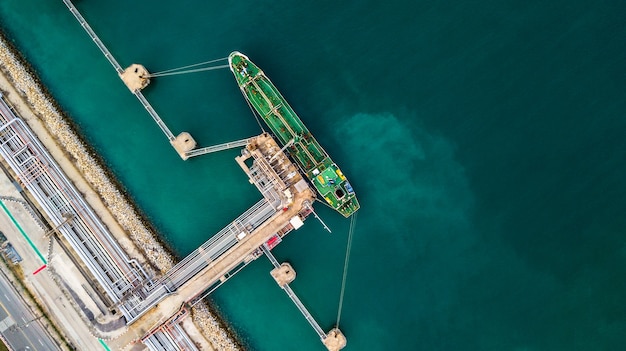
<box><xmin>229</xmin><ymin>51</ymin><xmax>359</xmax><ymax>217</ymax></box>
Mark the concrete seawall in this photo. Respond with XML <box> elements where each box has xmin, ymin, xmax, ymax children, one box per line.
<box><xmin>0</xmin><ymin>31</ymin><xmax>240</xmax><ymax>351</ymax></box>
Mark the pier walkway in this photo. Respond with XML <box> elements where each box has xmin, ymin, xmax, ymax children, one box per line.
<box><xmin>63</xmin><ymin>0</ymin><xmax>177</xmax><ymax>144</ymax></box>
<box><xmin>63</xmin><ymin>0</ymin><xmax>252</xmax><ymax>161</ymax></box>
<box><xmin>134</xmin><ymin>92</ymin><xmax>175</xmax><ymax>141</ymax></box>
<box><xmin>63</xmin><ymin>0</ymin><xmax>123</xmax><ymax>74</ymax></box>
<box><xmin>261</xmin><ymin>244</ymin><xmax>327</xmax><ymax>340</ymax></box>
<box><xmin>111</xmin><ymin>134</ymin><xmax>316</xmax><ymax>349</ymax></box>
<box><xmin>117</xmin><ymin>198</ymin><xmax>278</xmax><ymax>321</ymax></box>
<box><xmin>184</xmin><ymin>138</ymin><xmax>251</xmax><ymax>158</ymax></box>
<box><xmin>109</xmin><ymin>185</ymin><xmax>316</xmax><ymax>350</ymax></box>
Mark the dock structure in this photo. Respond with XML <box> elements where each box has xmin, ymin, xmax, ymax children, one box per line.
<box><xmin>132</xmin><ymin>90</ymin><xmax>176</xmax><ymax>141</ymax></box>
<box><xmin>261</xmin><ymin>245</ymin><xmax>326</xmax><ymax>338</ymax></box>
<box><xmin>58</xmin><ymin>2</ymin><xmax>347</xmax><ymax>349</ymax></box>
<box><xmin>183</xmin><ymin>137</ymin><xmax>252</xmax><ymax>159</ymax></box>
<box><xmin>109</xmin><ymin>134</ymin><xmax>317</xmax><ymax>349</ymax></box>
<box><xmin>63</xmin><ymin>0</ymin><xmax>123</xmax><ymax>75</ymax></box>
<box><xmin>0</xmin><ymin>101</ymin><xmax>330</xmax><ymax>350</ymax></box>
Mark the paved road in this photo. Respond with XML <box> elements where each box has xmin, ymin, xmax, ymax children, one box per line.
<box><xmin>0</xmin><ymin>268</ymin><xmax>61</xmax><ymax>351</ymax></box>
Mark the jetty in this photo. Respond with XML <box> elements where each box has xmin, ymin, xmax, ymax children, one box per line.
<box><xmin>0</xmin><ymin>94</ymin><xmax>345</xmax><ymax>350</ymax></box>
<box><xmin>18</xmin><ymin>1</ymin><xmax>356</xmax><ymax>350</ymax></box>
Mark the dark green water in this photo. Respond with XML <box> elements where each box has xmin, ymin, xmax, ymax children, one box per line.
<box><xmin>1</xmin><ymin>1</ymin><xmax>625</xmax><ymax>350</ymax></box>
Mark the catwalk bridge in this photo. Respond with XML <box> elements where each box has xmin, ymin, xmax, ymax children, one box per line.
<box><xmin>63</xmin><ymin>0</ymin><xmax>249</xmax><ymax>160</ymax></box>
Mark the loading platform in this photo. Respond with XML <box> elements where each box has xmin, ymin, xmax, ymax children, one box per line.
<box><xmin>107</xmin><ymin>134</ymin><xmax>327</xmax><ymax>350</ymax></box>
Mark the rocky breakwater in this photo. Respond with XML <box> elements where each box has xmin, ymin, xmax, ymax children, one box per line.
<box><xmin>0</xmin><ymin>33</ymin><xmax>240</xmax><ymax>351</ymax></box>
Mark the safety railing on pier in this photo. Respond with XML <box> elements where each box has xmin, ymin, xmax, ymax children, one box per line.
<box><xmin>161</xmin><ymin>199</ymin><xmax>276</xmax><ymax>289</ymax></box>
<box><xmin>133</xmin><ymin>92</ymin><xmax>176</xmax><ymax>141</ymax></box>
<box><xmin>63</xmin><ymin>0</ymin><xmax>178</xmax><ymax>144</ymax></box>
<box><xmin>263</xmin><ymin>244</ymin><xmax>282</xmax><ymax>268</ymax></box>
<box><xmin>62</xmin><ymin>0</ymin><xmax>123</xmax><ymax>74</ymax></box>
<box><xmin>118</xmin><ymin>198</ymin><xmax>277</xmax><ymax>319</ymax></box>
<box><xmin>184</xmin><ymin>138</ymin><xmax>252</xmax><ymax>158</ymax></box>
<box><xmin>261</xmin><ymin>245</ymin><xmax>327</xmax><ymax>340</ymax></box>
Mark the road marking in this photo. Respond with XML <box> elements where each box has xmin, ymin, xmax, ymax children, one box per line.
<box><xmin>3</xmin><ymin>294</ymin><xmax>9</xmax><ymax>301</ymax></box>
<box><xmin>99</xmin><ymin>338</ymin><xmax>112</xmax><ymax>351</ymax></box>
<box><xmin>32</xmin><ymin>264</ymin><xmax>47</xmax><ymax>275</ymax></box>
<box><xmin>39</xmin><ymin>338</ymin><xmax>44</xmax><ymax>345</ymax></box>
<box><xmin>0</xmin><ymin>200</ymin><xmax>47</xmax><ymax>264</ymax></box>
<box><xmin>0</xmin><ymin>300</ymin><xmax>10</xmax><ymax>314</ymax></box>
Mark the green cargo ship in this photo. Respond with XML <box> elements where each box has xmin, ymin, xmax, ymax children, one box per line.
<box><xmin>229</xmin><ymin>51</ymin><xmax>359</xmax><ymax>218</ymax></box>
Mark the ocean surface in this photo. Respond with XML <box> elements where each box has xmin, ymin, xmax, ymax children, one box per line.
<box><xmin>1</xmin><ymin>1</ymin><xmax>625</xmax><ymax>350</ymax></box>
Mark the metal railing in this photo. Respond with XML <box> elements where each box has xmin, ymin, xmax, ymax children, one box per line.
<box><xmin>134</xmin><ymin>92</ymin><xmax>176</xmax><ymax>141</ymax></box>
<box><xmin>159</xmin><ymin>199</ymin><xmax>276</xmax><ymax>290</ymax></box>
<box><xmin>261</xmin><ymin>245</ymin><xmax>327</xmax><ymax>340</ymax></box>
<box><xmin>62</xmin><ymin>0</ymin><xmax>123</xmax><ymax>74</ymax></box>
<box><xmin>63</xmin><ymin>0</ymin><xmax>178</xmax><ymax>144</ymax></box>
<box><xmin>184</xmin><ymin>138</ymin><xmax>252</xmax><ymax>158</ymax></box>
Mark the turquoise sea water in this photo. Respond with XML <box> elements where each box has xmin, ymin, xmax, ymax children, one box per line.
<box><xmin>1</xmin><ymin>1</ymin><xmax>625</xmax><ymax>350</ymax></box>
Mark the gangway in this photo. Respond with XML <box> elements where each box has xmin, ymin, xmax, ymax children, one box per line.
<box><xmin>184</xmin><ymin>138</ymin><xmax>253</xmax><ymax>158</ymax></box>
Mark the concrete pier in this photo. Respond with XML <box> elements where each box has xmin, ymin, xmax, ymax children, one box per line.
<box><xmin>171</xmin><ymin>132</ymin><xmax>197</xmax><ymax>160</ymax></box>
<box><xmin>323</xmin><ymin>328</ymin><xmax>347</xmax><ymax>351</ymax></box>
<box><xmin>270</xmin><ymin>262</ymin><xmax>296</xmax><ymax>287</ymax></box>
<box><xmin>108</xmin><ymin>185</ymin><xmax>316</xmax><ymax>350</ymax></box>
<box><xmin>120</xmin><ymin>64</ymin><xmax>150</xmax><ymax>92</ymax></box>
<box><xmin>105</xmin><ymin>134</ymin><xmax>316</xmax><ymax>349</ymax></box>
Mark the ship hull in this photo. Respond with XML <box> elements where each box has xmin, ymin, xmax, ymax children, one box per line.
<box><xmin>229</xmin><ymin>51</ymin><xmax>359</xmax><ymax>217</ymax></box>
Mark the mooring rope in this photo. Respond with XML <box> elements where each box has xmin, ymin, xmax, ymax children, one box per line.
<box><xmin>241</xmin><ymin>89</ymin><xmax>266</xmax><ymax>133</ymax></box>
<box><xmin>336</xmin><ymin>212</ymin><xmax>357</xmax><ymax>327</ymax></box>
<box><xmin>147</xmin><ymin>64</ymin><xmax>230</xmax><ymax>78</ymax></box>
<box><xmin>147</xmin><ymin>57</ymin><xmax>228</xmax><ymax>76</ymax></box>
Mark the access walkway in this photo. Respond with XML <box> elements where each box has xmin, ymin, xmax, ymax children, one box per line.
<box><xmin>261</xmin><ymin>245</ymin><xmax>327</xmax><ymax>340</ymax></box>
<box><xmin>63</xmin><ymin>0</ymin><xmax>177</xmax><ymax>145</ymax></box>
